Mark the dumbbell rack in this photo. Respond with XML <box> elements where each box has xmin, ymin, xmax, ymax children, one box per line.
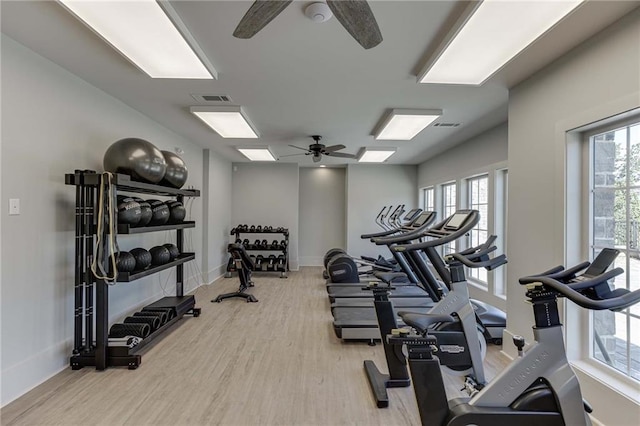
<box><xmin>65</xmin><ymin>170</ymin><xmax>201</xmax><ymax>371</ymax></box>
<box><xmin>226</xmin><ymin>226</ymin><xmax>289</xmax><ymax>278</ymax></box>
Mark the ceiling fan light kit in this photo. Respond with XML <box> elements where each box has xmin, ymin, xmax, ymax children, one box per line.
<box><xmin>374</xmin><ymin>109</ymin><xmax>443</xmax><ymax>141</ymax></box>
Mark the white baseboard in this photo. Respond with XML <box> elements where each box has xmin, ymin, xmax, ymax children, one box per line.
<box><xmin>299</xmin><ymin>256</ymin><xmax>323</xmax><ymax>267</ymax></box>
<box><xmin>1</xmin><ymin>340</ymin><xmax>70</xmax><ymax>406</ymax></box>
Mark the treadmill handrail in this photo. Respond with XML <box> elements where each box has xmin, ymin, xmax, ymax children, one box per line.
<box><xmin>361</xmin><ymin>210</ymin><xmax>425</xmax><ymax>239</ymax></box>
<box><xmin>371</xmin><ymin>212</ymin><xmax>438</xmax><ymax>245</ymax></box>
<box><xmin>392</xmin><ymin>210</ymin><xmax>480</xmax><ymax>252</ymax></box>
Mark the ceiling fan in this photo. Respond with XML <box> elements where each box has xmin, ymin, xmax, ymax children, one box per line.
<box><xmin>233</xmin><ymin>0</ymin><xmax>383</xmax><ymax>50</ymax></box>
<box><xmin>281</xmin><ymin>135</ymin><xmax>357</xmax><ymax>163</ymax></box>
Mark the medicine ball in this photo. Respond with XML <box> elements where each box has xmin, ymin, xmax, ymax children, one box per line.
<box><xmin>147</xmin><ymin>199</ymin><xmax>170</xmax><ymax>226</ymax></box>
<box><xmin>160</xmin><ymin>151</ymin><xmax>188</xmax><ymax>189</ymax></box>
<box><xmin>130</xmin><ymin>247</ymin><xmax>152</xmax><ymax>270</ymax></box>
<box><xmin>103</xmin><ymin>138</ymin><xmax>167</xmax><ymax>183</ymax></box>
<box><xmin>133</xmin><ymin>197</ymin><xmax>152</xmax><ymax>227</ymax></box>
<box><xmin>117</xmin><ymin>195</ymin><xmax>141</xmax><ymax>226</ymax></box>
<box><xmin>165</xmin><ymin>200</ymin><xmax>186</xmax><ymax>223</ymax></box>
<box><xmin>162</xmin><ymin>243</ymin><xmax>180</xmax><ymax>261</ymax></box>
<box><xmin>111</xmin><ymin>251</ymin><xmax>136</xmax><ymax>273</ymax></box>
<box><xmin>149</xmin><ymin>246</ymin><xmax>171</xmax><ymax>265</ymax></box>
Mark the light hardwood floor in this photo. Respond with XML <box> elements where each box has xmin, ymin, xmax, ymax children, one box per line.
<box><xmin>1</xmin><ymin>267</ymin><xmax>509</xmax><ymax>426</ymax></box>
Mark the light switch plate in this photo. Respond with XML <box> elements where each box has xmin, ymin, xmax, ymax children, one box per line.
<box><xmin>9</xmin><ymin>198</ymin><xmax>20</xmax><ymax>215</ymax></box>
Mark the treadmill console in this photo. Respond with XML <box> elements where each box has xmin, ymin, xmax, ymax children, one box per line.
<box><xmin>403</xmin><ymin>208</ymin><xmax>421</xmax><ymax>221</ymax></box>
<box><xmin>444</xmin><ymin>212</ymin><xmax>469</xmax><ymax>231</ymax></box>
<box><xmin>412</xmin><ymin>211</ymin><xmax>434</xmax><ymax>228</ymax></box>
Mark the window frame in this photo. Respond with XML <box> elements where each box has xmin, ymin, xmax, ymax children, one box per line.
<box><xmin>581</xmin><ymin>116</ymin><xmax>640</xmax><ymax>384</ymax></box>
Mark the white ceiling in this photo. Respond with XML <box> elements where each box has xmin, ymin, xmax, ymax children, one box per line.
<box><xmin>2</xmin><ymin>1</ymin><xmax>638</xmax><ymax>165</ymax></box>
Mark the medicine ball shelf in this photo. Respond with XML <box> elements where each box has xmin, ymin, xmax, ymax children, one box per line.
<box><xmin>65</xmin><ymin>169</ymin><xmax>201</xmax><ymax>371</ymax></box>
<box><xmin>117</xmin><ymin>221</ymin><xmax>196</xmax><ymax>234</ymax></box>
<box><xmin>115</xmin><ymin>253</ymin><xmax>195</xmax><ymax>282</ymax></box>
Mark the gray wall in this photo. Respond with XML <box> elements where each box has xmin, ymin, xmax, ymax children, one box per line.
<box><xmin>417</xmin><ymin>123</ymin><xmax>508</xmax><ymax>187</ymax></box>
<box><xmin>298</xmin><ymin>167</ymin><xmax>346</xmax><ymax>266</ymax></box>
<box><xmin>0</xmin><ymin>36</ymin><xmax>231</xmax><ymax>405</ymax></box>
<box><xmin>507</xmin><ymin>11</ymin><xmax>639</xmax><ymax>426</ymax></box>
<box><xmin>346</xmin><ymin>165</ymin><xmax>417</xmax><ymax>258</ymax></box>
<box><xmin>230</xmin><ymin>163</ymin><xmax>300</xmax><ymax>269</ymax></box>
<box><xmin>202</xmin><ymin>149</ymin><xmax>233</xmax><ymax>280</ymax></box>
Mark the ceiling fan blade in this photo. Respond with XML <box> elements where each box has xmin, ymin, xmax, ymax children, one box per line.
<box><xmin>279</xmin><ymin>153</ymin><xmax>306</xmax><ymax>158</ymax></box>
<box><xmin>323</xmin><ymin>144</ymin><xmax>346</xmax><ymax>153</ymax></box>
<box><xmin>326</xmin><ymin>0</ymin><xmax>382</xmax><ymax>49</ymax></box>
<box><xmin>233</xmin><ymin>0</ymin><xmax>293</xmax><ymax>39</ymax></box>
<box><xmin>288</xmin><ymin>144</ymin><xmax>311</xmax><ymax>152</ymax></box>
<box><xmin>326</xmin><ymin>152</ymin><xmax>357</xmax><ymax>159</ymax></box>
<box><xmin>312</xmin><ymin>154</ymin><xmax>322</xmax><ymax>163</ymax></box>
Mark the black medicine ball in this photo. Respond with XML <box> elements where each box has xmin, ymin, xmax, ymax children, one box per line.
<box><xmin>147</xmin><ymin>199</ymin><xmax>170</xmax><ymax>226</ymax></box>
<box><xmin>130</xmin><ymin>247</ymin><xmax>152</xmax><ymax>270</ymax></box>
<box><xmin>165</xmin><ymin>200</ymin><xmax>186</xmax><ymax>223</ymax></box>
<box><xmin>111</xmin><ymin>251</ymin><xmax>136</xmax><ymax>273</ymax></box>
<box><xmin>162</xmin><ymin>243</ymin><xmax>180</xmax><ymax>261</ymax></box>
<box><xmin>133</xmin><ymin>197</ymin><xmax>152</xmax><ymax>227</ymax></box>
<box><xmin>149</xmin><ymin>246</ymin><xmax>171</xmax><ymax>265</ymax></box>
<box><xmin>117</xmin><ymin>195</ymin><xmax>141</xmax><ymax>225</ymax></box>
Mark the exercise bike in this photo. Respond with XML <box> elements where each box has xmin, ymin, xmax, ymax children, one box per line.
<box><xmin>390</xmin><ymin>255</ymin><xmax>640</xmax><ymax>425</ymax></box>
<box><xmin>364</xmin><ymin>239</ymin><xmax>506</xmax><ymax>407</ymax></box>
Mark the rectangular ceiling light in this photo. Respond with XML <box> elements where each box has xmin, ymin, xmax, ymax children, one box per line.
<box><xmin>59</xmin><ymin>0</ymin><xmax>217</xmax><ymax>79</ymax></box>
<box><xmin>357</xmin><ymin>148</ymin><xmax>397</xmax><ymax>163</ymax></box>
<box><xmin>237</xmin><ymin>147</ymin><xmax>277</xmax><ymax>162</ymax></box>
<box><xmin>374</xmin><ymin>109</ymin><xmax>442</xmax><ymax>140</ymax></box>
<box><xmin>419</xmin><ymin>0</ymin><xmax>583</xmax><ymax>85</ymax></box>
<box><xmin>191</xmin><ymin>106</ymin><xmax>259</xmax><ymax>139</ymax></box>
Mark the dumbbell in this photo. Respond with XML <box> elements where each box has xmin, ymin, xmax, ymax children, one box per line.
<box><xmin>280</xmin><ymin>239</ymin><xmax>287</xmax><ymax>248</ymax></box>
<box><xmin>256</xmin><ymin>225</ymin><xmax>262</xmax><ymax>232</ymax></box>
<box><xmin>267</xmin><ymin>255</ymin><xmax>277</xmax><ymax>271</ymax></box>
<box><xmin>265</xmin><ymin>226</ymin><xmax>272</xmax><ymax>231</ymax></box>
<box><xmin>261</xmin><ymin>239</ymin><xmax>268</xmax><ymax>248</ymax></box>
<box><xmin>270</xmin><ymin>239</ymin><xmax>278</xmax><ymax>249</ymax></box>
<box><xmin>235</xmin><ymin>238</ymin><xmax>242</xmax><ymax>244</ymax></box>
<box><xmin>240</xmin><ymin>224</ymin><xmax>248</xmax><ymax>232</ymax></box>
<box><xmin>254</xmin><ymin>239</ymin><xmax>261</xmax><ymax>249</ymax></box>
<box><xmin>243</xmin><ymin>239</ymin><xmax>250</xmax><ymax>247</ymax></box>
<box><xmin>276</xmin><ymin>255</ymin><xmax>285</xmax><ymax>270</ymax></box>
<box><xmin>227</xmin><ymin>257</ymin><xmax>235</xmax><ymax>272</ymax></box>
<box><xmin>249</xmin><ymin>225</ymin><xmax>256</xmax><ymax>232</ymax></box>
<box><xmin>255</xmin><ymin>255</ymin><xmax>264</xmax><ymax>269</ymax></box>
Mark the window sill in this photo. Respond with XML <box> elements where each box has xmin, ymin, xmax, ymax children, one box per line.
<box><xmin>571</xmin><ymin>359</ymin><xmax>640</xmax><ymax>404</ymax></box>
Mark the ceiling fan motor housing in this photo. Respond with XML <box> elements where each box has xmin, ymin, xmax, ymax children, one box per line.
<box><xmin>305</xmin><ymin>2</ymin><xmax>333</xmax><ymax>23</ymax></box>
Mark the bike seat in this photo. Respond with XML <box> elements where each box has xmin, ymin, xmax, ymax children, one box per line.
<box><xmin>397</xmin><ymin>312</ymin><xmax>455</xmax><ymax>334</ymax></box>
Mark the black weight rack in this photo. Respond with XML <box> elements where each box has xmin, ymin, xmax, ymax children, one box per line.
<box><xmin>226</xmin><ymin>225</ymin><xmax>289</xmax><ymax>278</ymax></box>
<box><xmin>66</xmin><ymin>170</ymin><xmax>201</xmax><ymax>370</ymax></box>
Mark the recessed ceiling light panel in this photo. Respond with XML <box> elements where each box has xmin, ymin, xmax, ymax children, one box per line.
<box><xmin>357</xmin><ymin>148</ymin><xmax>397</xmax><ymax>163</ymax></box>
<box><xmin>419</xmin><ymin>0</ymin><xmax>584</xmax><ymax>85</ymax></box>
<box><xmin>374</xmin><ymin>109</ymin><xmax>442</xmax><ymax>140</ymax></box>
<box><xmin>191</xmin><ymin>106</ymin><xmax>259</xmax><ymax>139</ymax></box>
<box><xmin>59</xmin><ymin>0</ymin><xmax>216</xmax><ymax>79</ymax></box>
<box><xmin>237</xmin><ymin>147</ymin><xmax>277</xmax><ymax>161</ymax></box>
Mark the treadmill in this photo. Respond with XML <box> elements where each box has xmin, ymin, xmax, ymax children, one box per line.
<box><xmin>326</xmin><ymin>210</ymin><xmax>436</xmax><ymax>289</ymax></box>
<box><xmin>331</xmin><ymin>210</ymin><xmax>506</xmax><ymax>343</ymax></box>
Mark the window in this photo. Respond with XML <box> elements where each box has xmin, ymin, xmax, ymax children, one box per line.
<box><xmin>588</xmin><ymin>120</ymin><xmax>640</xmax><ymax>381</ymax></box>
<box><xmin>423</xmin><ymin>187</ymin><xmax>435</xmax><ymax>212</ymax></box>
<box><xmin>442</xmin><ymin>182</ymin><xmax>457</xmax><ymax>255</ymax></box>
<box><xmin>467</xmin><ymin>175</ymin><xmax>489</xmax><ymax>285</ymax></box>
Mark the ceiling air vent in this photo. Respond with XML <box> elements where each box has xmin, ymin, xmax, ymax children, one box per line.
<box><xmin>191</xmin><ymin>94</ymin><xmax>232</xmax><ymax>103</ymax></box>
<box><xmin>433</xmin><ymin>122</ymin><xmax>460</xmax><ymax>127</ymax></box>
